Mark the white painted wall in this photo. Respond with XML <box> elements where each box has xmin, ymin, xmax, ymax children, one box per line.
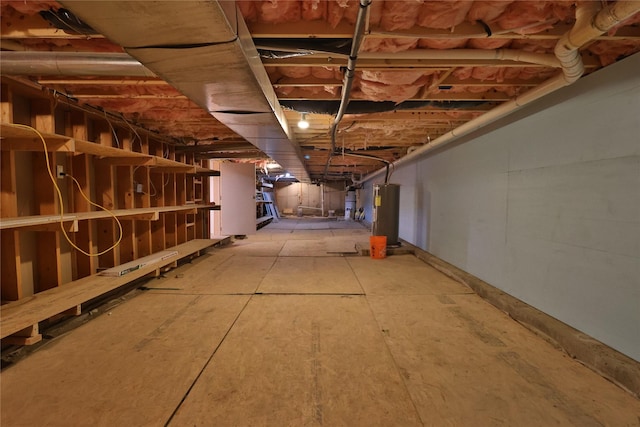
<box><xmin>275</xmin><ymin>181</ymin><xmax>348</xmax><ymax>215</ymax></box>
<box><xmin>362</xmin><ymin>54</ymin><xmax>640</xmax><ymax>361</ymax></box>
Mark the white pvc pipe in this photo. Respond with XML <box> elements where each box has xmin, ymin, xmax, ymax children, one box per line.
<box><xmin>358</xmin><ymin>1</ymin><xmax>640</xmax><ymax>183</ymax></box>
<box><xmin>359</xmin><ymin>49</ymin><xmax>561</xmax><ymax>68</ymax></box>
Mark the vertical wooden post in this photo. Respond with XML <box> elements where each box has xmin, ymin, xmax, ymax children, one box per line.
<box><xmin>176</xmin><ymin>172</ymin><xmax>186</xmax><ymax>205</ymax></box>
<box><xmin>135</xmin><ymin>134</ymin><xmax>152</xmax><ymax>257</ymax></box>
<box><xmin>31</xmin><ymin>99</ymin><xmax>62</xmax><ymax>293</ymax></box>
<box><xmin>1</xmin><ymin>83</ymin><xmax>23</xmax><ymax>301</ymax></box>
<box><xmin>94</xmin><ymin>157</ymin><xmax>117</xmax><ymax>268</ymax></box>
<box><xmin>151</xmin><ymin>216</ymin><xmax>166</xmax><ymax>252</ymax></box>
<box><xmin>68</xmin><ymin>110</ymin><xmax>97</xmax><ymax>277</ymax></box>
<box><xmin>117</xmin><ymin>160</ymin><xmax>136</xmax><ymax>264</ymax></box>
<box><xmin>165</xmin><ymin>213</ymin><xmax>177</xmax><ymax>247</ymax></box>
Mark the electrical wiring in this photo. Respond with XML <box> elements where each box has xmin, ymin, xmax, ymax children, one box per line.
<box><xmin>65</xmin><ymin>174</ymin><xmax>123</xmax><ymax>256</ymax></box>
<box><xmin>12</xmin><ymin>124</ymin><xmax>123</xmax><ymax>257</ymax></box>
<box><xmin>121</xmin><ymin>115</ymin><xmax>143</xmax><ymax>152</ymax></box>
<box><xmin>104</xmin><ymin>110</ymin><xmax>121</xmax><ymax>148</ymax></box>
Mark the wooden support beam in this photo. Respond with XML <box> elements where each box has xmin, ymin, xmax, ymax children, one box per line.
<box><xmin>3</xmin><ymin>324</ymin><xmax>42</xmax><ymax>346</ymax></box>
<box><xmin>175</xmin><ymin>142</ymin><xmax>256</xmax><ymax>153</ymax></box>
<box><xmin>249</xmin><ymin>19</ymin><xmax>355</xmax><ymax>39</ymax></box>
<box><xmin>101</xmin><ymin>156</ymin><xmax>155</xmax><ymax>166</ymax></box>
<box><xmin>196</xmin><ymin>151</ymin><xmax>269</xmax><ymax>160</ymax></box>
<box><xmin>118</xmin><ymin>212</ymin><xmax>159</xmax><ymax>221</ymax></box>
<box><xmin>0</xmin><ymin>137</ymin><xmax>76</xmax><ymax>152</ymax></box>
<box><xmin>1</xmin><ymin>230</ymin><xmax>22</xmax><ymax>301</ymax></box>
<box><xmin>37</xmin><ymin>78</ymin><xmax>168</xmax><ymax>86</ymax></box>
<box><xmin>263</xmin><ymin>55</ymin><xmax>600</xmax><ymax>69</ymax></box>
<box><xmin>0</xmin><ymin>11</ymin><xmax>104</xmax><ymax>39</ymax></box>
<box><xmin>1</xmin><ymin>82</ymin><xmax>12</xmax><ymax>122</ymax></box>
<box><xmin>149</xmin><ymin>166</ymin><xmax>194</xmax><ymax>174</ymax></box>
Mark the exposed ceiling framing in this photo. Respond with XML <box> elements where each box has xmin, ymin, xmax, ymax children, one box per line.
<box><xmin>1</xmin><ymin>0</ymin><xmax>639</xmax><ymax>182</ymax></box>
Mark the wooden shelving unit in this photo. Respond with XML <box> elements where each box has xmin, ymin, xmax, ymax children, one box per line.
<box><xmin>256</xmin><ymin>187</ymin><xmax>278</xmax><ymax>230</ymax></box>
<box><xmin>0</xmin><ymin>79</ymin><xmax>221</xmax><ymax>344</ymax></box>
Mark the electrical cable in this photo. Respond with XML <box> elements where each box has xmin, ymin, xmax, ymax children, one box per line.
<box><xmin>65</xmin><ymin>174</ymin><xmax>123</xmax><ymax>256</ymax></box>
<box><xmin>13</xmin><ymin>124</ymin><xmax>123</xmax><ymax>257</ymax></box>
<box><xmin>104</xmin><ymin>110</ymin><xmax>121</xmax><ymax>148</ymax></box>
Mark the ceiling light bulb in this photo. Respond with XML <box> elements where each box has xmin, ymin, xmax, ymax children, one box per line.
<box><xmin>297</xmin><ymin>113</ymin><xmax>309</xmax><ymax>129</ymax></box>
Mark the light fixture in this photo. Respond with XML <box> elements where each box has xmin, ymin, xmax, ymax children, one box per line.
<box><xmin>297</xmin><ymin>113</ymin><xmax>309</xmax><ymax>129</ymax></box>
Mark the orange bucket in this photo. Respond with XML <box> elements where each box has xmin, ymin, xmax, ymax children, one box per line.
<box><xmin>369</xmin><ymin>236</ymin><xmax>387</xmax><ymax>259</ymax></box>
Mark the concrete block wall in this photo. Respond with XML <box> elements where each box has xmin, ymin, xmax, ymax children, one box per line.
<box><xmin>362</xmin><ymin>54</ymin><xmax>640</xmax><ymax>361</ymax></box>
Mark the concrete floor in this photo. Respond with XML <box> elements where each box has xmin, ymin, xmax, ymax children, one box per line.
<box><xmin>2</xmin><ymin>218</ymin><xmax>639</xmax><ymax>426</ymax></box>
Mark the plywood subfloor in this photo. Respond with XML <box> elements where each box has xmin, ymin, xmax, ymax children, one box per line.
<box><xmin>169</xmin><ymin>295</ymin><xmax>422</xmax><ymax>426</ymax></box>
<box><xmin>2</xmin><ymin>218</ymin><xmax>639</xmax><ymax>426</ymax></box>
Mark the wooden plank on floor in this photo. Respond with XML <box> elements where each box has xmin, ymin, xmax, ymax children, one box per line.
<box><xmin>366</xmin><ymin>294</ymin><xmax>640</xmax><ymax>425</ymax></box>
<box><xmin>347</xmin><ymin>254</ymin><xmax>472</xmax><ymax>295</ymax></box>
<box><xmin>168</xmin><ymin>295</ymin><xmax>422</xmax><ymax>426</ymax></box>
<box><xmin>0</xmin><ymin>239</ymin><xmax>222</xmax><ymax>339</ymax></box>
<box><xmin>150</xmin><ymin>256</ymin><xmax>275</xmax><ymax>295</ymax></box>
<box><xmin>221</xmin><ymin>239</ymin><xmax>285</xmax><ymax>257</ymax></box>
<box><xmin>257</xmin><ymin>257</ymin><xmax>363</xmax><ymax>294</ymax></box>
<box><xmin>0</xmin><ymin>294</ymin><xmax>249</xmax><ymax>426</ymax></box>
<box><xmin>278</xmin><ymin>238</ymin><xmax>358</xmax><ymax>256</ymax></box>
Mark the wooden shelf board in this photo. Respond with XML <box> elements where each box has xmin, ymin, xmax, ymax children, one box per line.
<box><xmin>0</xmin><ymin>205</ymin><xmax>209</xmax><ymax>230</ymax></box>
<box><xmin>153</xmin><ymin>157</ymin><xmax>197</xmax><ymax>171</ymax></box>
<box><xmin>150</xmin><ymin>166</ymin><xmax>195</xmax><ymax>174</ymax></box>
<box><xmin>0</xmin><ymin>238</ymin><xmax>229</xmax><ymax>340</ymax></box>
<box><xmin>1</xmin><ymin>124</ymin><xmax>75</xmax><ymax>152</ymax></box>
<box><xmin>0</xmin><ymin>215</ymin><xmax>77</xmax><ymax>231</ymax></box>
<box><xmin>74</xmin><ymin>140</ymin><xmax>153</xmax><ymax>160</ymax></box>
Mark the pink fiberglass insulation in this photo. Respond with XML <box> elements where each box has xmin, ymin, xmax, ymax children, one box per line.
<box><xmin>360</xmin><ymin>70</ymin><xmax>433</xmax><ymax>86</ymax></box>
<box><xmin>495</xmin><ymin>1</ymin><xmax>571</xmax><ymax>34</ymax></box>
<box><xmin>380</xmin><ymin>0</ymin><xmax>422</xmax><ymax>31</ymax></box>
<box><xmin>467</xmin><ymin>1</ymin><xmax>513</xmax><ymax>23</ymax></box>
<box><xmin>468</xmin><ymin>38</ymin><xmax>511</xmax><ymax>49</ymax></box>
<box><xmin>452</xmin><ymin>67</ymin><xmax>473</xmax><ymax>80</ymax></box>
<box><xmin>471</xmin><ymin>66</ymin><xmax>506</xmax><ymax>82</ymax></box>
<box><xmin>327</xmin><ymin>0</ymin><xmax>360</xmax><ymax>28</ymax></box>
<box><xmin>355</xmin><ymin>71</ymin><xmax>433</xmax><ymax>102</ymax></box>
<box><xmin>362</xmin><ymin>38</ymin><xmax>419</xmax><ymax>52</ymax></box>
<box><xmin>278</xmin><ymin>67</ymin><xmax>312</xmax><ymax>79</ymax></box>
<box><xmin>258</xmin><ymin>0</ymin><xmax>302</xmax><ymax>24</ymax></box>
<box><xmin>417</xmin><ymin>0</ymin><xmax>473</xmax><ymax>30</ymax></box>
<box><xmin>510</xmin><ymin>39</ymin><xmax>556</xmax><ymax>54</ymax></box>
<box><xmin>418</xmin><ymin>39</ymin><xmax>469</xmax><ymax>49</ymax></box>
<box><xmin>237</xmin><ymin>1</ymin><xmax>258</xmax><ymax>22</ymax></box>
<box><xmin>311</xmin><ymin>67</ymin><xmax>339</xmax><ymax>80</ymax></box>
<box><xmin>302</xmin><ymin>0</ymin><xmax>327</xmax><ymax>21</ymax></box>
<box><xmin>588</xmin><ymin>40</ymin><xmax>640</xmax><ymax>66</ymax></box>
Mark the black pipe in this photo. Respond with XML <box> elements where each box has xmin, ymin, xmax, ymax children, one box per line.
<box><xmin>283</xmin><ymin>100</ymin><xmax>489</xmax><ymax>115</ymax></box>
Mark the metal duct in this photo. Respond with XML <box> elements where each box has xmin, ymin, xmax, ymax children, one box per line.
<box><xmin>59</xmin><ymin>0</ymin><xmax>309</xmax><ymax>181</ymax></box>
<box><xmin>0</xmin><ymin>51</ymin><xmax>155</xmax><ymax>77</ymax></box>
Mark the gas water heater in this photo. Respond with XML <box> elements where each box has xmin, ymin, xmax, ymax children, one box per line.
<box><xmin>372</xmin><ymin>184</ymin><xmax>400</xmax><ymax>245</ymax></box>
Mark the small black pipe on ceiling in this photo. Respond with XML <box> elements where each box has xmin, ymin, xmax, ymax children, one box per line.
<box><xmin>282</xmin><ymin>100</ymin><xmax>490</xmax><ymax>115</ymax></box>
